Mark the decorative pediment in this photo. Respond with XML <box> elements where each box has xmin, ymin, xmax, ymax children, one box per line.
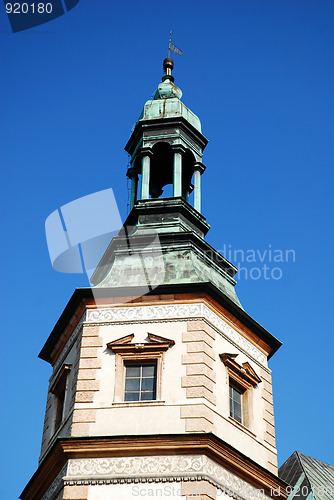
<box><xmin>107</xmin><ymin>333</ymin><xmax>174</xmax><ymax>353</ymax></box>
<box><xmin>220</xmin><ymin>353</ymin><xmax>261</xmax><ymax>388</ymax></box>
<box><xmin>50</xmin><ymin>364</ymin><xmax>71</xmax><ymax>394</ymax></box>
<box><xmin>147</xmin><ymin>333</ymin><xmax>175</xmax><ymax>346</ymax></box>
<box><xmin>241</xmin><ymin>361</ymin><xmax>261</xmax><ymax>384</ymax></box>
<box><xmin>108</xmin><ymin>334</ymin><xmax>134</xmax><ymax>346</ymax></box>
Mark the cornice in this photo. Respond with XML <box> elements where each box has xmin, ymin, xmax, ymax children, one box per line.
<box><xmin>125</xmin><ymin>115</ymin><xmax>208</xmax><ymax>157</ymax></box>
<box><xmin>39</xmin><ymin>284</ymin><xmax>282</xmax><ymax>365</ymax></box>
<box><xmin>20</xmin><ymin>434</ymin><xmax>288</xmax><ymax>500</ymax></box>
<box><xmin>120</xmin><ymin>197</ymin><xmax>212</xmax><ymax>239</ymax></box>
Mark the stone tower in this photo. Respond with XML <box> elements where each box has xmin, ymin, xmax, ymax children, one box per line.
<box><xmin>21</xmin><ymin>58</ymin><xmax>288</xmax><ymax>500</ymax></box>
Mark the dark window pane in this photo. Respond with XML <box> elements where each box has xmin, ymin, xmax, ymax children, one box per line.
<box><xmin>231</xmin><ymin>386</ymin><xmax>242</xmax><ymax>401</ymax></box>
<box><xmin>142</xmin><ymin>365</ymin><xmax>156</xmax><ymax>377</ymax></box>
<box><xmin>142</xmin><ymin>377</ymin><xmax>156</xmax><ymax>391</ymax></box>
<box><xmin>141</xmin><ymin>391</ymin><xmax>155</xmax><ymax>401</ymax></box>
<box><xmin>124</xmin><ymin>392</ymin><xmax>140</xmax><ymax>401</ymax></box>
<box><xmin>234</xmin><ymin>399</ymin><xmax>241</xmax><ymax>411</ymax></box>
<box><xmin>126</xmin><ymin>365</ymin><xmax>141</xmax><ymax>377</ymax></box>
<box><xmin>55</xmin><ymin>394</ymin><xmax>64</xmax><ymax>430</ymax></box>
<box><xmin>125</xmin><ymin>378</ymin><xmax>140</xmax><ymax>391</ymax></box>
<box><xmin>236</xmin><ymin>391</ymin><xmax>242</xmax><ymax>401</ymax></box>
<box><xmin>124</xmin><ymin>361</ymin><xmax>157</xmax><ymax>402</ymax></box>
<box><xmin>54</xmin><ymin>379</ymin><xmax>67</xmax><ymax>431</ymax></box>
<box><xmin>229</xmin><ymin>384</ymin><xmax>243</xmax><ymax>424</ymax></box>
<box><xmin>234</xmin><ymin>402</ymin><xmax>242</xmax><ymax>419</ymax></box>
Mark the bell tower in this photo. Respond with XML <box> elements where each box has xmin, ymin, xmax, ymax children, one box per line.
<box><xmin>125</xmin><ymin>56</ymin><xmax>206</xmax><ymax>210</ymax></box>
<box><xmin>21</xmin><ymin>58</ymin><xmax>289</xmax><ymax>500</ymax></box>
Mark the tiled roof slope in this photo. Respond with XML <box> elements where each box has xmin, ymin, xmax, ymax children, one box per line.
<box><xmin>279</xmin><ymin>451</ymin><xmax>334</xmax><ymax>500</ymax></box>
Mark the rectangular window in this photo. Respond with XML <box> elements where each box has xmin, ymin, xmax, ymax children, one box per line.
<box><xmin>124</xmin><ymin>362</ymin><xmax>157</xmax><ymax>401</ymax></box>
<box><xmin>229</xmin><ymin>383</ymin><xmax>244</xmax><ymax>424</ymax></box>
<box><xmin>50</xmin><ymin>364</ymin><xmax>71</xmax><ymax>433</ymax></box>
<box><xmin>54</xmin><ymin>380</ymin><xmax>66</xmax><ymax>431</ymax></box>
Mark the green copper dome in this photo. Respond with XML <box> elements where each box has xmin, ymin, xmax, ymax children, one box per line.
<box><xmin>154</xmin><ymin>76</ymin><xmax>183</xmax><ymax>100</ymax></box>
<box><xmin>135</xmin><ymin>57</ymin><xmax>202</xmax><ymax>132</ymax></box>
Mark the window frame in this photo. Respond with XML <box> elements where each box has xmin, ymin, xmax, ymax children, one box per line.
<box><xmin>50</xmin><ymin>364</ymin><xmax>71</xmax><ymax>433</ymax></box>
<box><xmin>123</xmin><ymin>358</ymin><xmax>159</xmax><ymax>402</ymax></box>
<box><xmin>229</xmin><ymin>381</ymin><xmax>244</xmax><ymax>425</ymax></box>
<box><xmin>220</xmin><ymin>353</ymin><xmax>261</xmax><ymax>429</ymax></box>
<box><xmin>107</xmin><ymin>333</ymin><xmax>174</xmax><ymax>404</ymax></box>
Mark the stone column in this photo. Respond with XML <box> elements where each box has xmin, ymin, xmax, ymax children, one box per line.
<box><xmin>127</xmin><ymin>167</ymin><xmax>138</xmax><ymax>210</ymax></box>
<box><xmin>173</xmin><ymin>148</ymin><xmax>183</xmax><ymax>198</ymax></box>
<box><xmin>141</xmin><ymin>152</ymin><xmax>151</xmax><ymax>200</ymax></box>
<box><xmin>193</xmin><ymin>162</ymin><xmax>206</xmax><ymax>213</ymax></box>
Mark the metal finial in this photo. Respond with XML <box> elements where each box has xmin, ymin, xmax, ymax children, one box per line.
<box><xmin>167</xmin><ymin>31</ymin><xmax>172</xmax><ymax>59</ymax></box>
<box><xmin>163</xmin><ymin>32</ymin><xmax>183</xmax><ymax>82</ymax></box>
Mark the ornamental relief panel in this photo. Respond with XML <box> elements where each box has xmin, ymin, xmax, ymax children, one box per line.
<box><xmin>68</xmin><ymin>455</ymin><xmax>204</xmax><ymax>476</ymax></box>
<box><xmin>86</xmin><ymin>303</ymin><xmax>267</xmax><ymax>367</ymax></box>
<box><xmin>65</xmin><ymin>455</ymin><xmax>271</xmax><ymax>500</ymax></box>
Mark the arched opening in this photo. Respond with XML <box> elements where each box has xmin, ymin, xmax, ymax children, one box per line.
<box><xmin>147</xmin><ymin>143</ymin><xmax>196</xmax><ymax>201</ymax></box>
<box><xmin>131</xmin><ymin>143</ymin><xmax>197</xmax><ymax>204</ymax></box>
<box><xmin>149</xmin><ymin>142</ymin><xmax>173</xmax><ymax>198</ymax></box>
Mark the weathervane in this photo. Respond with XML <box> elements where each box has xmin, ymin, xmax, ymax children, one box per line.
<box><xmin>167</xmin><ymin>31</ymin><xmax>183</xmax><ymax>58</ymax></box>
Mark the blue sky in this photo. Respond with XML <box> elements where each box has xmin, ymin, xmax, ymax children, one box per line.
<box><xmin>1</xmin><ymin>1</ymin><xmax>333</xmax><ymax>498</ymax></box>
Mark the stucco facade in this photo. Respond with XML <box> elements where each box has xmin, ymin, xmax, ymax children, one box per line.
<box><xmin>40</xmin><ymin>296</ymin><xmax>278</xmax><ymax>473</ymax></box>
<box><xmin>21</xmin><ymin>57</ymin><xmax>288</xmax><ymax>500</ymax></box>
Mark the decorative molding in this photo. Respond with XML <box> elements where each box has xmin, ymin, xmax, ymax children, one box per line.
<box><xmin>86</xmin><ymin>304</ymin><xmax>267</xmax><ymax>367</ymax></box>
<box><xmin>21</xmin><ymin>435</ymin><xmax>287</xmax><ymax>500</ymax></box>
<box><xmin>201</xmin><ymin>306</ymin><xmax>266</xmax><ymax>367</ymax></box>
<box><xmin>107</xmin><ymin>332</ymin><xmax>175</xmax><ymax>353</ymax></box>
<box><xmin>50</xmin><ymin>365</ymin><xmax>71</xmax><ymax>394</ymax></box>
<box><xmin>64</xmin><ymin>455</ymin><xmax>272</xmax><ymax>500</ymax></box>
<box><xmin>67</xmin><ymin>455</ymin><xmax>203</xmax><ymax>476</ymax></box>
<box><xmin>220</xmin><ymin>353</ymin><xmax>261</xmax><ymax>389</ymax></box>
<box><xmin>86</xmin><ymin>303</ymin><xmax>202</xmax><ymax>323</ymax></box>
